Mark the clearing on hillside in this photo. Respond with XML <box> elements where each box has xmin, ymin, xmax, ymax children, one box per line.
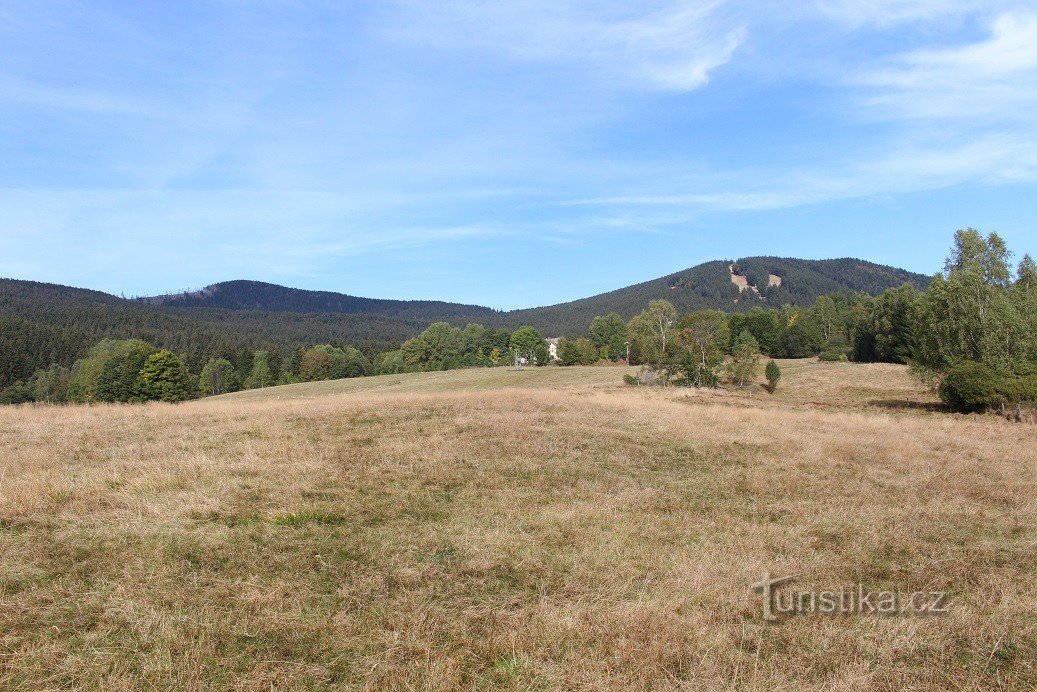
<box><xmin>215</xmin><ymin>363</ymin><xmax>639</xmax><ymax>401</ymax></box>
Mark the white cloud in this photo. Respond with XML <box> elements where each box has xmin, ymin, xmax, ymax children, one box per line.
<box><xmin>812</xmin><ymin>0</ymin><xmax>989</xmax><ymax>27</ymax></box>
<box><xmin>859</xmin><ymin>11</ymin><xmax>1037</xmax><ymax>122</ymax></box>
<box><xmin>383</xmin><ymin>0</ymin><xmax>744</xmax><ymax>91</ymax></box>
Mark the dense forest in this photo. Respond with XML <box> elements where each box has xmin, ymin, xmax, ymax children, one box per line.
<box><xmin>143</xmin><ymin>257</ymin><xmax>927</xmax><ymax>335</ymax></box>
<box><xmin>144</xmin><ymin>279</ymin><xmax>498</xmax><ymax>323</ymax></box>
<box><xmin>501</xmin><ymin>257</ymin><xmax>928</xmax><ymax>335</ymax></box>
<box><xmin>1</xmin><ymin>254</ymin><xmax>933</xmax><ymax>401</ymax></box>
<box><xmin>0</xmin><ymin>279</ymin><xmax>426</xmax><ymax>390</ymax></box>
<box><xmin>0</xmin><ymin>256</ymin><xmax>925</xmax><ymax>392</ymax></box>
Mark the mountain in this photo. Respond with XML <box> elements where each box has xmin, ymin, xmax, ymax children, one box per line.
<box><xmin>143</xmin><ymin>257</ymin><xmax>929</xmax><ymax>336</ymax></box>
<box><xmin>0</xmin><ymin>279</ymin><xmax>429</xmax><ymax>387</ymax></box>
<box><xmin>1</xmin><ymin>256</ymin><xmax>930</xmax><ymax>388</ymax></box>
<box><xmin>504</xmin><ymin>257</ymin><xmax>930</xmax><ymax>335</ymax></box>
<box><xmin>143</xmin><ymin>279</ymin><xmax>498</xmax><ymax>323</ymax></box>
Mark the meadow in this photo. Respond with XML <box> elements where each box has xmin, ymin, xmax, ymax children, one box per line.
<box><xmin>0</xmin><ymin>361</ymin><xmax>1034</xmax><ymax>690</ymax></box>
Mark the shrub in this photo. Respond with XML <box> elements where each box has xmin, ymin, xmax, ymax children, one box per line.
<box><xmin>818</xmin><ymin>347</ymin><xmax>849</xmax><ymax>362</ymax></box>
<box><xmin>774</xmin><ymin>323</ymin><xmax>824</xmax><ymax>358</ymax></box>
<box><xmin>1002</xmin><ymin>375</ymin><xmax>1037</xmax><ymax>404</ymax></box>
<box><xmin>765</xmin><ymin>360</ymin><xmax>781</xmax><ymax>392</ymax></box>
<box><xmin>623</xmin><ymin>373</ymin><xmax>639</xmax><ymax>386</ymax></box>
<box><xmin>0</xmin><ymin>382</ymin><xmax>34</xmax><ymax>405</ymax></box>
<box><xmin>938</xmin><ymin>362</ymin><xmax>1003</xmax><ymax>413</ymax></box>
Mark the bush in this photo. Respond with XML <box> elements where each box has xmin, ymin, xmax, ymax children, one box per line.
<box><xmin>0</xmin><ymin>382</ymin><xmax>34</xmax><ymax>405</ymax></box>
<box><xmin>765</xmin><ymin>360</ymin><xmax>781</xmax><ymax>392</ymax></box>
<box><xmin>1002</xmin><ymin>375</ymin><xmax>1037</xmax><ymax>404</ymax></box>
<box><xmin>675</xmin><ymin>362</ymin><xmax>720</xmax><ymax>388</ymax></box>
<box><xmin>938</xmin><ymin>363</ymin><xmax>1003</xmax><ymax>413</ymax></box>
<box><xmin>818</xmin><ymin>347</ymin><xmax>849</xmax><ymax>362</ymax></box>
<box><xmin>623</xmin><ymin>374</ymin><xmax>639</xmax><ymax>386</ymax></box>
<box><xmin>774</xmin><ymin>323</ymin><xmax>824</xmax><ymax>358</ymax></box>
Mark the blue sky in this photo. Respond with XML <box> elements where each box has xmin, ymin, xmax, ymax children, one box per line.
<box><xmin>1</xmin><ymin>1</ymin><xmax>1036</xmax><ymax>309</ymax></box>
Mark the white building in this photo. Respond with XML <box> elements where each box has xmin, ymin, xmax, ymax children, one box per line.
<box><xmin>544</xmin><ymin>337</ymin><xmax>560</xmax><ymax>361</ymax></box>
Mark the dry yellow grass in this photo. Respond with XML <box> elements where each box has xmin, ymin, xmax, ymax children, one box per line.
<box><xmin>0</xmin><ymin>362</ymin><xmax>1034</xmax><ymax>690</ymax></box>
<box><xmin>213</xmin><ymin>363</ymin><xmax>638</xmax><ymax>402</ymax></box>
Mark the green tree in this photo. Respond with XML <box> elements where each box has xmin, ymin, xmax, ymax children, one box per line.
<box><xmin>556</xmin><ymin>338</ymin><xmax>576</xmax><ymax>366</ymax></box>
<box><xmin>200</xmin><ymin>357</ymin><xmax>237</xmax><ymax>395</ymax></box>
<box><xmin>510</xmin><ymin>326</ymin><xmax>547</xmax><ymax>365</ymax></box>
<box><xmin>774</xmin><ymin>322</ymin><xmax>824</xmax><ymax>358</ymax></box>
<box><xmin>728</xmin><ymin>309</ymin><xmax>781</xmax><ymax>355</ymax></box>
<box><xmin>939</xmin><ymin>362</ymin><xmax>1003</xmax><ymax>413</ymax></box>
<box><xmin>459</xmin><ymin>323</ymin><xmax>488</xmax><ymax>366</ymax></box>
<box><xmin>811</xmin><ymin>295</ymin><xmax>840</xmax><ymax>343</ymax></box>
<box><xmin>244</xmin><ymin>350</ymin><xmax>275</xmax><ymax>389</ymax></box>
<box><xmin>95</xmin><ymin>341</ymin><xmax>158</xmax><ymax>402</ymax></box>
<box><xmin>0</xmin><ymin>382</ymin><xmax>33</xmax><ymax>405</ymax></box>
<box><xmin>30</xmin><ymin>364</ymin><xmax>71</xmax><ymax>403</ymax></box>
<box><xmin>728</xmin><ymin>330</ymin><xmax>761</xmax><ymax>388</ymax></box>
<box><xmin>332</xmin><ymin>346</ymin><xmax>370</xmax><ymax>378</ymax></box>
<box><xmin>914</xmin><ymin>229</ymin><xmax>1031</xmax><ymax>380</ymax></box>
<box><xmin>400</xmin><ymin>322</ymin><xmax>462</xmax><ymax>370</ymax></box>
<box><xmin>589</xmin><ymin>313</ymin><xmax>628</xmax><ymax>361</ymax></box>
<box><xmin>628</xmin><ymin>300</ymin><xmax>678</xmax><ymax>367</ymax></box>
<box><xmin>853</xmin><ymin>284</ymin><xmax>918</xmax><ymax>363</ymax></box>
<box><xmin>676</xmin><ymin>310</ymin><xmax>728</xmax><ymax>387</ymax></box>
<box><xmin>557</xmin><ymin>338</ymin><xmax>598</xmax><ymax>366</ymax></box>
<box><xmin>765</xmin><ymin>359</ymin><xmax>781</xmax><ymax>392</ymax></box>
<box><xmin>68</xmin><ymin>338</ymin><xmax>155</xmax><ymax>402</ymax></box>
<box><xmin>299</xmin><ymin>344</ymin><xmax>370</xmax><ymax>380</ymax></box>
<box><xmin>137</xmin><ymin>350</ymin><xmax>193</xmax><ymax>402</ymax></box>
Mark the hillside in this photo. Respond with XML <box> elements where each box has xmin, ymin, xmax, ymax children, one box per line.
<box><xmin>143</xmin><ymin>257</ymin><xmax>929</xmax><ymax>335</ymax></box>
<box><xmin>215</xmin><ymin>362</ymin><xmax>639</xmax><ymax>401</ymax></box>
<box><xmin>143</xmin><ymin>279</ymin><xmax>498</xmax><ymax>323</ymax></box>
<box><xmin>0</xmin><ymin>279</ymin><xmax>427</xmax><ymax>386</ymax></box>
<box><xmin>503</xmin><ymin>257</ymin><xmax>929</xmax><ymax>335</ymax></box>
<box><xmin>1</xmin><ymin>256</ymin><xmax>928</xmax><ymax>387</ymax></box>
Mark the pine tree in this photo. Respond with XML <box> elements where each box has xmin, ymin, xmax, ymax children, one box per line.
<box><xmin>765</xmin><ymin>359</ymin><xmax>781</xmax><ymax>392</ymax></box>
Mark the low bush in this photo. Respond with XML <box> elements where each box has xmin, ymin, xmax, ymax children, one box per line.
<box><xmin>818</xmin><ymin>347</ymin><xmax>849</xmax><ymax>362</ymax></box>
<box><xmin>939</xmin><ymin>363</ymin><xmax>1003</xmax><ymax>413</ymax></box>
<box><xmin>1001</xmin><ymin>374</ymin><xmax>1037</xmax><ymax>404</ymax></box>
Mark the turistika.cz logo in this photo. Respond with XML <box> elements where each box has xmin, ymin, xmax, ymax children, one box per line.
<box><xmin>751</xmin><ymin>572</ymin><xmax>950</xmax><ymax>622</ymax></box>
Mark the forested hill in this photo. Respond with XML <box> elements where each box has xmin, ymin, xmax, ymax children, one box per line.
<box><xmin>144</xmin><ymin>280</ymin><xmax>498</xmax><ymax>323</ymax></box>
<box><xmin>502</xmin><ymin>257</ymin><xmax>930</xmax><ymax>335</ymax></box>
<box><xmin>142</xmin><ymin>258</ymin><xmax>928</xmax><ymax>334</ymax></box>
<box><xmin>1</xmin><ymin>256</ymin><xmax>928</xmax><ymax>387</ymax></box>
<box><xmin>0</xmin><ymin>279</ymin><xmax>428</xmax><ymax>388</ymax></box>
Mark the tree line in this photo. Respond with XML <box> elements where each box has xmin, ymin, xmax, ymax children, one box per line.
<box><xmin>3</xmin><ymin>229</ymin><xmax>1034</xmax><ymax>412</ymax></box>
<box><xmin>0</xmin><ymin>323</ymin><xmax>556</xmax><ymax>404</ymax></box>
<box><xmin>615</xmin><ymin>229</ymin><xmax>1037</xmax><ymax>413</ymax></box>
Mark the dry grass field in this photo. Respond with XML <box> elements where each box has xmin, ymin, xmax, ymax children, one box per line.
<box><xmin>1</xmin><ymin>361</ymin><xmax>1035</xmax><ymax>690</ymax></box>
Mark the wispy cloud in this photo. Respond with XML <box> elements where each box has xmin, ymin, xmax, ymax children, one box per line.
<box><xmin>382</xmin><ymin>0</ymin><xmax>744</xmax><ymax>91</ymax></box>
<box><xmin>1</xmin><ymin>1</ymin><xmax>1035</xmax><ymax>304</ymax></box>
<box><xmin>813</xmin><ymin>0</ymin><xmax>989</xmax><ymax>27</ymax></box>
<box><xmin>859</xmin><ymin>11</ymin><xmax>1037</xmax><ymax>122</ymax></box>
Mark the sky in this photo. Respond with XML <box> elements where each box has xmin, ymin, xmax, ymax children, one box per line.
<box><xmin>2</xmin><ymin>0</ymin><xmax>1036</xmax><ymax>309</ymax></box>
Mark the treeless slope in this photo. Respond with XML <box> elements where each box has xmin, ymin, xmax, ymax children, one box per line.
<box><xmin>0</xmin><ymin>362</ymin><xmax>1033</xmax><ymax>689</ymax></box>
<box><xmin>214</xmin><ymin>364</ymin><xmax>639</xmax><ymax>402</ymax></box>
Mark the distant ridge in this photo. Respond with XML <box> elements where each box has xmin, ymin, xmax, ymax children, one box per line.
<box><xmin>141</xmin><ymin>257</ymin><xmax>928</xmax><ymax>334</ymax></box>
<box><xmin>142</xmin><ymin>279</ymin><xmax>499</xmax><ymax>323</ymax></box>
<box><xmin>1</xmin><ymin>256</ymin><xmax>930</xmax><ymax>378</ymax></box>
<box><xmin>502</xmin><ymin>256</ymin><xmax>930</xmax><ymax>335</ymax></box>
